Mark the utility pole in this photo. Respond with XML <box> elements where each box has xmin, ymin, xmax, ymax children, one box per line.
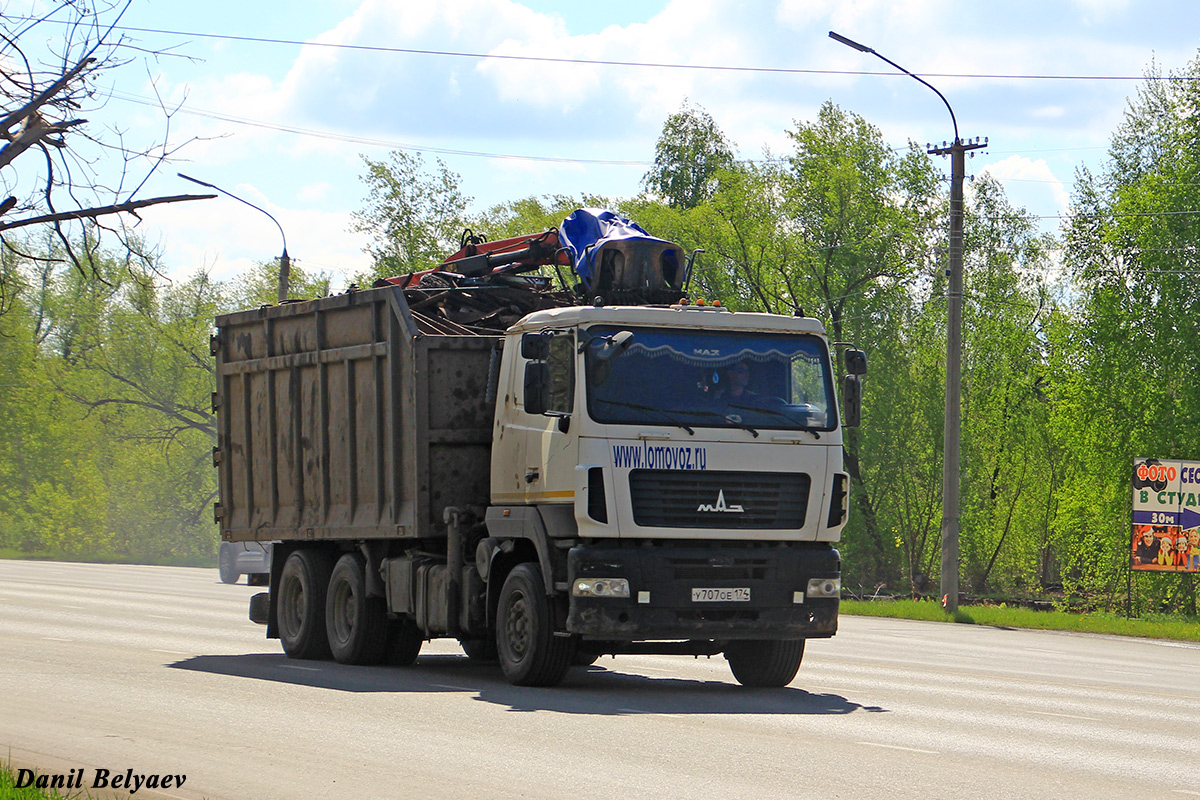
<box><xmin>178</xmin><ymin>173</ymin><xmax>291</xmax><ymax>302</ymax></box>
<box><xmin>928</xmin><ymin>137</ymin><xmax>985</xmax><ymax>613</ymax></box>
<box><xmin>829</xmin><ymin>32</ymin><xmax>986</xmax><ymax>613</ymax></box>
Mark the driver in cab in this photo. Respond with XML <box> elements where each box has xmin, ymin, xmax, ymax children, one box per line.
<box><xmin>714</xmin><ymin>361</ymin><xmax>754</xmax><ymax>402</ymax></box>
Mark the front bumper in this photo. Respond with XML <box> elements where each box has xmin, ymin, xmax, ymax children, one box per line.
<box><xmin>565</xmin><ymin>542</ymin><xmax>839</xmax><ymax>641</ymax></box>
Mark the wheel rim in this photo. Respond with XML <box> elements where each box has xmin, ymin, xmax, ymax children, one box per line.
<box><xmin>280</xmin><ymin>573</ymin><xmax>305</xmax><ymax>639</ymax></box>
<box><xmin>331</xmin><ymin>579</ymin><xmax>355</xmax><ymax>646</ymax></box>
<box><xmin>504</xmin><ymin>590</ymin><xmax>531</xmax><ymax>661</ymax></box>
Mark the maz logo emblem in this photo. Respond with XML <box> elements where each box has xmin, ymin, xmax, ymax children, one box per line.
<box><xmin>697</xmin><ymin>490</ymin><xmax>744</xmax><ymax>513</ymax></box>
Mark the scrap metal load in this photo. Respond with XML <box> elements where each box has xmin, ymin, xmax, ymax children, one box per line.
<box><xmin>373</xmin><ymin>209</ymin><xmax>696</xmax><ymax>334</ymax></box>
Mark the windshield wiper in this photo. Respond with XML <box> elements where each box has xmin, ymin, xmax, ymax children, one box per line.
<box><xmin>595</xmin><ymin>399</ymin><xmax>695</xmax><ymax>435</ymax></box>
<box><xmin>722</xmin><ymin>413</ymin><xmax>760</xmax><ymax>438</ymax></box>
<box><xmin>726</xmin><ymin>402</ymin><xmax>822</xmax><ymax>439</ymax></box>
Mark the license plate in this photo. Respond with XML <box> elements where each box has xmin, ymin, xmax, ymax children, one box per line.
<box><xmin>691</xmin><ymin>587</ymin><xmax>751</xmax><ymax>602</ymax></box>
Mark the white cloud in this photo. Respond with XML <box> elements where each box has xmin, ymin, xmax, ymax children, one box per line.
<box><xmin>110</xmin><ymin>0</ymin><xmax>1200</xmax><ymax>281</ymax></box>
<box><xmin>1070</xmin><ymin>0</ymin><xmax>1131</xmax><ymax>24</ymax></box>
<box><xmin>299</xmin><ymin>182</ymin><xmax>334</xmax><ymax>202</ymax></box>
<box><xmin>980</xmin><ymin>155</ymin><xmax>1071</xmax><ymax>215</ymax></box>
<box><xmin>1031</xmin><ymin>106</ymin><xmax>1066</xmax><ymax>119</ymax></box>
<box><xmin>147</xmin><ymin>182</ymin><xmax>369</xmax><ymax>286</ymax></box>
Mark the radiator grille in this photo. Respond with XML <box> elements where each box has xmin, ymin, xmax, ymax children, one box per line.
<box><xmin>629</xmin><ymin>470</ymin><xmax>809</xmax><ymax>529</ymax></box>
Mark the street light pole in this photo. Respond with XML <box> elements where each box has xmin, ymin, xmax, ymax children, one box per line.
<box><xmin>178</xmin><ymin>173</ymin><xmax>291</xmax><ymax>303</ymax></box>
<box><xmin>829</xmin><ymin>32</ymin><xmax>986</xmax><ymax>613</ymax></box>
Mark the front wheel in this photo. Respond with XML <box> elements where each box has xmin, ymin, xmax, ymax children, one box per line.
<box><xmin>496</xmin><ymin>564</ymin><xmax>574</xmax><ymax>686</ymax></box>
<box><xmin>725</xmin><ymin>639</ymin><xmax>805</xmax><ymax>688</ymax></box>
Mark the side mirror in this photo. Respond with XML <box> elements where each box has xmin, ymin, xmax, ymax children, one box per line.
<box><xmin>842</xmin><ymin>375</ymin><xmax>862</xmax><ymax>428</ymax></box>
<box><xmin>524</xmin><ymin>362</ymin><xmax>549</xmax><ymax>415</ymax></box>
<box><xmin>521</xmin><ymin>332</ymin><xmax>550</xmax><ymax>361</ymax></box>
<box><xmin>595</xmin><ymin>330</ymin><xmax>635</xmax><ymax>362</ymax></box>
<box><xmin>844</xmin><ymin>348</ymin><xmax>867</xmax><ymax>376</ymax></box>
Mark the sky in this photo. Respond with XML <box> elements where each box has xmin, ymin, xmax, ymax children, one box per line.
<box><xmin>20</xmin><ymin>0</ymin><xmax>1200</xmax><ymax>287</ymax></box>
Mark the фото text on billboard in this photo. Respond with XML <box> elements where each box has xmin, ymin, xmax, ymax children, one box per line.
<box><xmin>1132</xmin><ymin>458</ymin><xmax>1200</xmax><ymax>573</ymax></box>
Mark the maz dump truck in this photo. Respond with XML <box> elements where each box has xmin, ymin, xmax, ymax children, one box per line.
<box><xmin>213</xmin><ymin>209</ymin><xmax>865</xmax><ymax>687</ymax></box>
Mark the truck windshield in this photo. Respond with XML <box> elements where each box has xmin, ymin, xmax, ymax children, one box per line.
<box><xmin>583</xmin><ymin>325</ymin><xmax>836</xmax><ymax>432</ymax></box>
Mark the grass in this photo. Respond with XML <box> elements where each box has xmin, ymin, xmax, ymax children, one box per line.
<box><xmin>1</xmin><ymin>763</ymin><xmax>79</xmax><ymax>800</ymax></box>
<box><xmin>841</xmin><ymin>598</ymin><xmax>1200</xmax><ymax>642</ymax></box>
<box><xmin>0</xmin><ymin>762</ymin><xmax>137</xmax><ymax>800</ymax></box>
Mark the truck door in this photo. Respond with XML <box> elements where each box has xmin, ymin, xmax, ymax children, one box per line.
<box><xmin>524</xmin><ymin>331</ymin><xmax>578</xmax><ymax>506</ymax></box>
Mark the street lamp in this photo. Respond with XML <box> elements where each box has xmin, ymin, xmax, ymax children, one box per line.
<box><xmin>829</xmin><ymin>32</ymin><xmax>986</xmax><ymax>614</ymax></box>
<box><xmin>178</xmin><ymin>173</ymin><xmax>291</xmax><ymax>303</ymax></box>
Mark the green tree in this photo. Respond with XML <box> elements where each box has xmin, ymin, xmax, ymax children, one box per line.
<box><xmin>634</xmin><ymin>102</ymin><xmax>944</xmax><ymax>587</ymax></box>
<box><xmin>352</xmin><ymin>151</ymin><xmax>472</xmax><ymax>281</ymax></box>
<box><xmin>1052</xmin><ymin>53</ymin><xmax>1200</xmax><ymax>611</ymax></box>
<box><xmin>642</xmin><ymin>101</ymin><xmax>735</xmax><ymax>210</ymax></box>
<box><xmin>957</xmin><ymin>176</ymin><xmax>1058</xmax><ymax>595</ymax></box>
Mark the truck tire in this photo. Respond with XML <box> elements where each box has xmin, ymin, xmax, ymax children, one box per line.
<box><xmin>326</xmin><ymin>553</ymin><xmax>388</xmax><ymax>665</ymax></box>
<box><xmin>725</xmin><ymin>639</ymin><xmax>805</xmax><ymax>688</ymax></box>
<box><xmin>572</xmin><ymin>652</ymin><xmax>599</xmax><ymax>667</ymax></box>
<box><xmin>277</xmin><ymin>549</ymin><xmax>334</xmax><ymax>660</ymax></box>
<box><xmin>386</xmin><ymin>618</ymin><xmax>423</xmax><ymax>666</ymax></box>
<box><xmin>218</xmin><ymin>543</ymin><xmax>239</xmax><ymax>584</ymax></box>
<box><xmin>460</xmin><ymin>638</ymin><xmax>498</xmax><ymax>663</ymax></box>
<box><xmin>496</xmin><ymin>563</ymin><xmax>574</xmax><ymax>686</ymax></box>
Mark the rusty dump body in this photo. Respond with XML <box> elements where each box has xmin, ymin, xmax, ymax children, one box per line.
<box><xmin>213</xmin><ymin>283</ymin><xmax>507</xmax><ymax>544</ymax></box>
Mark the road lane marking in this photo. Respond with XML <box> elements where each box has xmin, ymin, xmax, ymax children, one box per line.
<box><xmin>1171</xmin><ymin>790</ymin><xmax>1200</xmax><ymax>796</ymax></box>
<box><xmin>857</xmin><ymin>742</ymin><xmax>939</xmax><ymax>754</ymax></box>
<box><xmin>152</xmin><ymin>649</ymin><xmax>190</xmax><ymax>655</ymax></box>
<box><xmin>41</xmin><ymin>637</ymin><xmax>70</xmax><ymax>641</ymax></box>
<box><xmin>1027</xmin><ymin>710</ymin><xmax>1101</xmax><ymax>722</ymax></box>
<box><xmin>279</xmin><ymin>664</ymin><xmax>321</xmax><ymax>672</ymax></box>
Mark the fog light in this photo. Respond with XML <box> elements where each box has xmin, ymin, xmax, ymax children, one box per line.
<box><xmin>572</xmin><ymin>578</ymin><xmax>630</xmax><ymax>598</ymax></box>
<box><xmin>806</xmin><ymin>577</ymin><xmax>841</xmax><ymax>598</ymax></box>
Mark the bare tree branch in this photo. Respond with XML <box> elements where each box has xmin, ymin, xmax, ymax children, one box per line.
<box><xmin>0</xmin><ymin>193</ymin><xmax>214</xmax><ymax>232</ymax></box>
<box><xmin>0</xmin><ymin>2</ymin><xmax>205</xmax><ymax>306</ymax></box>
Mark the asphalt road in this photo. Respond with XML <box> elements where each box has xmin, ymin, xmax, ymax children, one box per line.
<box><xmin>2</xmin><ymin>558</ymin><xmax>1199</xmax><ymax>799</ymax></box>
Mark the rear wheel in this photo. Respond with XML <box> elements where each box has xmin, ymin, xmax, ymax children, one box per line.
<box><xmin>386</xmin><ymin>618</ymin><xmax>424</xmax><ymax>666</ymax></box>
<box><xmin>277</xmin><ymin>549</ymin><xmax>334</xmax><ymax>660</ymax></box>
<box><xmin>572</xmin><ymin>652</ymin><xmax>599</xmax><ymax>667</ymax></box>
<box><xmin>460</xmin><ymin>638</ymin><xmax>498</xmax><ymax>663</ymax></box>
<box><xmin>725</xmin><ymin>639</ymin><xmax>805</xmax><ymax>687</ymax></box>
<box><xmin>326</xmin><ymin>553</ymin><xmax>388</xmax><ymax>665</ymax></box>
<box><xmin>218</xmin><ymin>543</ymin><xmax>239</xmax><ymax>585</ymax></box>
<box><xmin>496</xmin><ymin>564</ymin><xmax>574</xmax><ymax>686</ymax></box>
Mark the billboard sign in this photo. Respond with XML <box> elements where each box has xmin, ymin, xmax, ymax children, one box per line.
<box><xmin>1132</xmin><ymin>458</ymin><xmax>1200</xmax><ymax>572</ymax></box>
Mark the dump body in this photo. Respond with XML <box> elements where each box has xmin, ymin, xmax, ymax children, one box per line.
<box><xmin>214</xmin><ymin>285</ymin><xmax>496</xmax><ymax>543</ymax></box>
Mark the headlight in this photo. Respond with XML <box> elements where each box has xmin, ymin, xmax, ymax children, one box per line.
<box><xmin>806</xmin><ymin>577</ymin><xmax>841</xmax><ymax>598</ymax></box>
<box><xmin>572</xmin><ymin>578</ymin><xmax>630</xmax><ymax>598</ymax></box>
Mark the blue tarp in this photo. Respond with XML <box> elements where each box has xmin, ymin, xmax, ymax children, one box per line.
<box><xmin>559</xmin><ymin>208</ymin><xmax>677</xmax><ymax>286</ymax></box>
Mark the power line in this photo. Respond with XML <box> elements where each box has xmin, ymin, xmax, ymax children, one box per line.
<box><xmin>109</xmin><ymin>90</ymin><xmax>653</xmax><ymax>166</ymax></box>
<box><xmin>16</xmin><ymin>17</ymin><xmax>1200</xmax><ymax>83</ymax></box>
